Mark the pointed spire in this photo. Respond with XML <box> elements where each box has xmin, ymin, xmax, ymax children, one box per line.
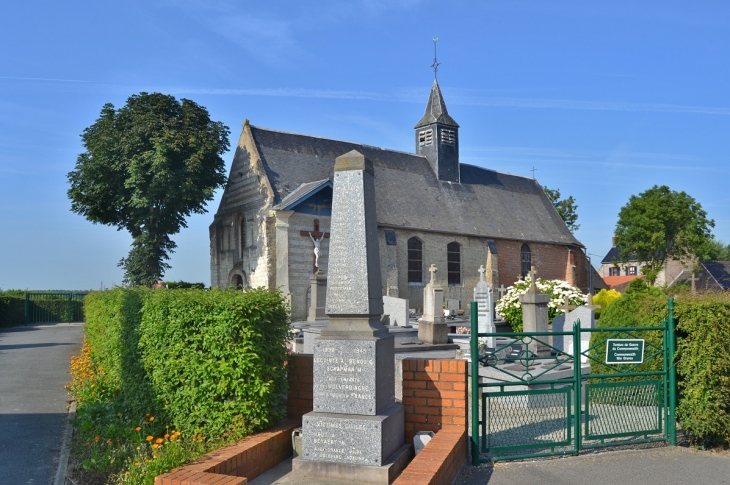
<box><xmin>414</xmin><ymin>80</ymin><xmax>459</xmax><ymax>129</ymax></box>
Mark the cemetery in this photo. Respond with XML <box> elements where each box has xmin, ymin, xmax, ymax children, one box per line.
<box><xmin>13</xmin><ymin>147</ymin><xmax>728</xmax><ymax>484</ymax></box>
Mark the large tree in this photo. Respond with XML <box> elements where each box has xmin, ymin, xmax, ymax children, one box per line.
<box><xmin>614</xmin><ymin>185</ymin><xmax>714</xmax><ymax>284</ymax></box>
<box><xmin>542</xmin><ymin>185</ymin><xmax>580</xmax><ymax>233</ymax></box>
<box><xmin>68</xmin><ymin>93</ymin><xmax>230</xmax><ymax>286</ymax></box>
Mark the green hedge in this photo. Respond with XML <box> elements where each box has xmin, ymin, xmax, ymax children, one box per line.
<box><xmin>593</xmin><ymin>288</ymin><xmax>730</xmax><ymax>446</ymax></box>
<box><xmin>82</xmin><ymin>287</ymin><xmax>290</xmax><ymax>438</ymax></box>
<box><xmin>674</xmin><ymin>293</ymin><xmax>730</xmax><ymax>447</ymax></box>
<box><xmin>0</xmin><ymin>294</ymin><xmax>24</xmax><ymax>326</ymax></box>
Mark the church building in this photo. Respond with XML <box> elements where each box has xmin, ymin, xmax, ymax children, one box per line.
<box><xmin>210</xmin><ymin>80</ymin><xmax>600</xmax><ymax>321</ymax></box>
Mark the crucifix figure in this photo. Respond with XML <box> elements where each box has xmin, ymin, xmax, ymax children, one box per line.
<box><xmin>478</xmin><ymin>264</ymin><xmax>486</xmax><ymax>282</ymax></box>
<box><xmin>299</xmin><ymin>219</ymin><xmax>330</xmax><ymax>273</ymax></box>
<box><xmin>429</xmin><ymin>264</ymin><xmax>438</xmax><ymax>285</ymax></box>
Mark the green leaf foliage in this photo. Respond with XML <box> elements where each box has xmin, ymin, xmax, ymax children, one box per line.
<box><xmin>614</xmin><ymin>185</ymin><xmax>714</xmax><ymax>284</ymax></box>
<box><xmin>592</xmin><ymin>290</ymin><xmax>730</xmax><ymax>446</ymax></box>
<box><xmin>541</xmin><ymin>185</ymin><xmax>579</xmax><ymax>233</ymax></box>
<box><xmin>674</xmin><ymin>293</ymin><xmax>730</xmax><ymax>447</ymax></box>
<box><xmin>138</xmin><ymin>288</ymin><xmax>291</xmax><ymax>437</ymax></box>
<box><xmin>81</xmin><ymin>287</ymin><xmax>290</xmax><ymax>440</ymax></box>
<box><xmin>67</xmin><ymin>93</ymin><xmax>230</xmax><ymax>286</ymax></box>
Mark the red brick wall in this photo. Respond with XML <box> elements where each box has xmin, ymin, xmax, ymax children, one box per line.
<box><xmin>287</xmin><ymin>354</ymin><xmax>313</xmax><ymax>419</ymax></box>
<box><xmin>401</xmin><ymin>359</ymin><xmax>468</xmax><ymax>444</ymax></box>
<box><xmin>496</xmin><ymin>240</ymin><xmax>589</xmax><ymax>289</ymax></box>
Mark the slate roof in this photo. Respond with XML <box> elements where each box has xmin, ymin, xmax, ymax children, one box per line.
<box><xmin>250</xmin><ymin>125</ymin><xmax>582</xmax><ymax>247</ymax></box>
<box><xmin>702</xmin><ymin>261</ymin><xmax>730</xmax><ymax>290</ymax></box>
<box><xmin>414</xmin><ymin>80</ymin><xmax>459</xmax><ymax>128</ymax></box>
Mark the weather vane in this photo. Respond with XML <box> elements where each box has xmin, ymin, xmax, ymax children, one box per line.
<box><xmin>431</xmin><ymin>37</ymin><xmax>440</xmax><ymax>80</ymax></box>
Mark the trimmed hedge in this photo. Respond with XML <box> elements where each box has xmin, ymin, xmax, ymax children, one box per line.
<box><xmin>675</xmin><ymin>293</ymin><xmax>730</xmax><ymax>447</ymax></box>
<box><xmin>593</xmin><ymin>289</ymin><xmax>730</xmax><ymax>446</ymax></box>
<box><xmin>82</xmin><ymin>287</ymin><xmax>290</xmax><ymax>438</ymax></box>
<box><xmin>0</xmin><ymin>294</ymin><xmax>24</xmax><ymax>326</ymax></box>
<box><xmin>139</xmin><ymin>288</ymin><xmax>290</xmax><ymax>436</ymax></box>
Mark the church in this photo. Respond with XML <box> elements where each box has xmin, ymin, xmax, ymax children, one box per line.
<box><xmin>210</xmin><ymin>79</ymin><xmax>601</xmax><ymax>321</ymax></box>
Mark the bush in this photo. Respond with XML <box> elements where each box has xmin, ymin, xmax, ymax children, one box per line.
<box><xmin>589</xmin><ymin>290</ymin><xmax>666</xmax><ymax>380</ymax></box>
<box><xmin>68</xmin><ymin>286</ymin><xmax>291</xmax><ymax>483</ymax></box>
<box><xmin>0</xmin><ymin>293</ymin><xmax>24</xmax><ymax>326</ymax></box>
<box><xmin>138</xmin><ymin>287</ymin><xmax>290</xmax><ymax>437</ymax></box>
<box><xmin>495</xmin><ymin>276</ymin><xmax>586</xmax><ymax>331</ymax></box>
<box><xmin>591</xmin><ymin>290</ymin><xmax>730</xmax><ymax>447</ymax></box>
<box><xmin>592</xmin><ymin>288</ymin><xmax>622</xmax><ymax>319</ymax></box>
<box><xmin>164</xmin><ymin>281</ymin><xmax>206</xmax><ymax>289</ymax></box>
<box><xmin>675</xmin><ymin>293</ymin><xmax>730</xmax><ymax>447</ymax></box>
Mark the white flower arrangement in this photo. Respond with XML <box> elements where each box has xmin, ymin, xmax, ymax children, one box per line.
<box><xmin>495</xmin><ymin>274</ymin><xmax>587</xmax><ymax>331</ymax></box>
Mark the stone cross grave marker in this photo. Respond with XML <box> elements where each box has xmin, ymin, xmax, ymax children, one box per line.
<box><xmin>419</xmin><ymin>263</ymin><xmax>447</xmax><ymax>344</ymax></box>
<box><xmin>474</xmin><ymin>265</ymin><xmax>495</xmax><ymax>348</ymax></box>
<box><xmin>294</xmin><ymin>151</ymin><xmax>407</xmax><ymax>484</ymax></box>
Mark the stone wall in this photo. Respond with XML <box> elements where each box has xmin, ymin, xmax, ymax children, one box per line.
<box><xmin>210</xmin><ymin>135</ymin><xmax>273</xmax><ymax>289</ymax></box>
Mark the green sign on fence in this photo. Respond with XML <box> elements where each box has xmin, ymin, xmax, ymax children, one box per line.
<box><xmin>605</xmin><ymin>339</ymin><xmax>645</xmax><ymax>364</ymax></box>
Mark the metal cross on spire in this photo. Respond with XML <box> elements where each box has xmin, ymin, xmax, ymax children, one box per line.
<box><xmin>431</xmin><ymin>37</ymin><xmax>441</xmax><ymax>80</ymax></box>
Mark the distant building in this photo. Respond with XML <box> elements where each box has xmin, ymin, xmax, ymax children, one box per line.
<box><xmin>210</xmin><ymin>80</ymin><xmax>602</xmax><ymax>320</ymax></box>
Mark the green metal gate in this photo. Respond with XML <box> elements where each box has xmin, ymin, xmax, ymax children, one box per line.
<box><xmin>470</xmin><ymin>298</ymin><xmax>676</xmax><ymax>463</ymax></box>
<box><xmin>24</xmin><ymin>292</ymin><xmax>88</xmax><ymax>324</ymax></box>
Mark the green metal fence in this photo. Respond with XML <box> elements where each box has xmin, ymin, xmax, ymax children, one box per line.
<box><xmin>470</xmin><ymin>298</ymin><xmax>676</xmax><ymax>463</ymax></box>
<box><xmin>24</xmin><ymin>292</ymin><xmax>88</xmax><ymax>324</ymax></box>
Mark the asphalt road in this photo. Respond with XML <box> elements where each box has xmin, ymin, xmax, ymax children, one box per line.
<box><xmin>454</xmin><ymin>446</ymin><xmax>730</xmax><ymax>485</ymax></box>
<box><xmin>0</xmin><ymin>323</ymin><xmax>84</xmax><ymax>485</ymax></box>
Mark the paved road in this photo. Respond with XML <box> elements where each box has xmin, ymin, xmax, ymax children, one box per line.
<box><xmin>454</xmin><ymin>446</ymin><xmax>730</xmax><ymax>485</ymax></box>
<box><xmin>0</xmin><ymin>323</ymin><xmax>84</xmax><ymax>485</ymax></box>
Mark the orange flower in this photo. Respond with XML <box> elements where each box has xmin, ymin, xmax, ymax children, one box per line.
<box><xmin>155</xmin><ymin>438</ymin><xmax>163</xmax><ymax>444</ymax></box>
<box><xmin>149</xmin><ymin>416</ymin><xmax>154</xmax><ymax>421</ymax></box>
<box><xmin>135</xmin><ymin>426</ymin><xmax>141</xmax><ymax>431</ymax></box>
<box><xmin>94</xmin><ymin>435</ymin><xmax>100</xmax><ymax>442</ymax></box>
<box><xmin>151</xmin><ymin>443</ymin><xmax>159</xmax><ymax>449</ymax></box>
<box><xmin>146</xmin><ymin>435</ymin><xmax>153</xmax><ymax>442</ymax></box>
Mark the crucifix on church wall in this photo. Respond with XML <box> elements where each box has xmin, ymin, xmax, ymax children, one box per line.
<box><xmin>300</xmin><ymin>219</ymin><xmax>330</xmax><ymax>274</ymax></box>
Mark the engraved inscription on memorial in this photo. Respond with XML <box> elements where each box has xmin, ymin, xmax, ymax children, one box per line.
<box><xmin>314</xmin><ymin>340</ymin><xmax>377</xmax><ymax>414</ymax></box>
<box><xmin>302</xmin><ymin>415</ymin><xmax>382</xmax><ymax>465</ymax></box>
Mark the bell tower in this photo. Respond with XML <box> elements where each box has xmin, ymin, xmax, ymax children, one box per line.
<box><xmin>415</xmin><ymin>79</ymin><xmax>460</xmax><ymax>183</ymax></box>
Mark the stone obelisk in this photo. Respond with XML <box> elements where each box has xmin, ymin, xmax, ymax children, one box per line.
<box><xmin>293</xmin><ymin>150</ymin><xmax>409</xmax><ymax>483</ymax></box>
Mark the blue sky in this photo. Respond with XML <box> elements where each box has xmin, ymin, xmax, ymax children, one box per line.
<box><xmin>1</xmin><ymin>1</ymin><xmax>729</xmax><ymax>290</ymax></box>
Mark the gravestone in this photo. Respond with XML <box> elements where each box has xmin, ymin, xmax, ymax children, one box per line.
<box><xmin>418</xmin><ymin>264</ymin><xmax>448</xmax><ymax>344</ymax></box>
<box><xmin>293</xmin><ymin>151</ymin><xmax>408</xmax><ymax>484</ymax></box>
<box><xmin>553</xmin><ymin>306</ymin><xmax>596</xmax><ymax>364</ymax></box>
<box><xmin>519</xmin><ymin>267</ymin><xmax>551</xmax><ymax>355</ymax></box>
<box><xmin>307</xmin><ymin>272</ymin><xmax>328</xmax><ymax>322</ymax></box>
<box><xmin>473</xmin><ymin>265</ymin><xmax>495</xmax><ymax>348</ymax></box>
<box><xmin>445</xmin><ymin>299</ymin><xmax>460</xmax><ymax>314</ymax></box>
<box><xmin>383</xmin><ymin>295</ymin><xmax>410</xmax><ymax>327</ymax></box>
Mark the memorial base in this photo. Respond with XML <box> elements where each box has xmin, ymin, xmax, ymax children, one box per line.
<box><xmin>292</xmin><ymin>443</ymin><xmax>412</xmax><ymax>484</ymax></box>
<box><xmin>418</xmin><ymin>320</ymin><xmax>449</xmax><ymax>344</ymax></box>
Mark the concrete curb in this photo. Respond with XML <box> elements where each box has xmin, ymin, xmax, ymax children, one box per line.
<box><xmin>54</xmin><ymin>400</ymin><xmax>76</xmax><ymax>485</ymax></box>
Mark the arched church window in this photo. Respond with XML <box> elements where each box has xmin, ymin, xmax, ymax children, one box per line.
<box><xmin>407</xmin><ymin>238</ymin><xmax>423</xmax><ymax>284</ymax></box>
<box><xmin>521</xmin><ymin>244</ymin><xmax>532</xmax><ymax>278</ymax></box>
<box><xmin>447</xmin><ymin>242</ymin><xmax>461</xmax><ymax>286</ymax></box>
<box><xmin>234</xmin><ymin>274</ymin><xmax>244</xmax><ymax>290</ymax></box>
